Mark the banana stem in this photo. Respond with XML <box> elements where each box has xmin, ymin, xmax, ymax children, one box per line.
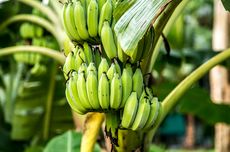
<box><xmin>0</xmin><ymin>46</ymin><xmax>65</xmax><ymax>65</ymax></box>
<box><xmin>18</xmin><ymin>0</ymin><xmax>60</xmax><ymax>26</ymax></box>
<box><xmin>0</xmin><ymin>14</ymin><xmax>63</xmax><ymax>47</ymax></box>
<box><xmin>145</xmin><ymin>48</ymin><xmax>230</xmax><ymax>149</ymax></box>
<box><xmin>80</xmin><ymin>113</ymin><xmax>105</xmax><ymax>152</ymax></box>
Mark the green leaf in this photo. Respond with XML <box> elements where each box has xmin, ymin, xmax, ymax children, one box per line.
<box><xmin>221</xmin><ymin>0</ymin><xmax>230</xmax><ymax>11</ymax></box>
<box><xmin>113</xmin><ymin>0</ymin><xmax>137</xmax><ymax>21</ymax></box>
<box><xmin>44</xmin><ymin>131</ymin><xmax>101</xmax><ymax>152</ymax></box>
<box><xmin>114</xmin><ymin>0</ymin><xmax>168</xmax><ymax>51</ymax></box>
<box><xmin>178</xmin><ymin>87</ymin><xmax>230</xmax><ymax>125</ymax></box>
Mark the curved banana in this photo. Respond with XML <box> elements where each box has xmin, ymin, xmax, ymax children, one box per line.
<box><xmin>114</xmin><ymin>59</ymin><xmax>121</xmax><ymax>76</ymax></box>
<box><xmin>74</xmin><ymin>1</ymin><xmax>89</xmax><ymax>40</ymax></box>
<box><xmin>132</xmin><ymin>68</ymin><xmax>143</xmax><ymax>98</ymax></box>
<box><xmin>121</xmin><ymin>92</ymin><xmax>139</xmax><ymax>128</ymax></box>
<box><xmin>110</xmin><ymin>73</ymin><xmax>122</xmax><ymax>109</ymax></box>
<box><xmin>86</xmin><ymin>70</ymin><xmax>101</xmax><ymax>109</ymax></box>
<box><xmin>131</xmin><ymin>97</ymin><xmax>150</xmax><ymax>130</ymax></box>
<box><xmin>69</xmin><ymin>72</ymin><xmax>88</xmax><ymax>112</ymax></box>
<box><xmin>87</xmin><ymin>0</ymin><xmax>98</xmax><ymax>37</ymax></box>
<box><xmin>77</xmin><ymin>72</ymin><xmax>93</xmax><ymax>109</ymax></box>
<box><xmin>98</xmin><ymin>0</ymin><xmax>113</xmax><ymax>35</ymax></box>
<box><xmin>120</xmin><ymin>68</ymin><xmax>132</xmax><ymax>107</ymax></box>
<box><xmin>83</xmin><ymin>42</ymin><xmax>93</xmax><ymax>64</ymax></box>
<box><xmin>143</xmin><ymin>97</ymin><xmax>160</xmax><ymax>130</ymax></box>
<box><xmin>74</xmin><ymin>48</ymin><xmax>84</xmax><ymax>71</ymax></box>
<box><xmin>66</xmin><ymin>78</ymin><xmax>86</xmax><ymax>115</ymax></box>
<box><xmin>98</xmin><ymin>57</ymin><xmax>109</xmax><ymax>80</ymax></box>
<box><xmin>64</xmin><ymin>2</ymin><xmax>81</xmax><ymax>41</ymax></box>
<box><xmin>65</xmin><ymin>86</ymin><xmax>84</xmax><ymax>115</ymax></box>
<box><xmin>98</xmin><ymin>73</ymin><xmax>110</xmax><ymax>110</ymax></box>
<box><xmin>106</xmin><ymin>62</ymin><xmax>116</xmax><ymax>81</ymax></box>
<box><xmin>63</xmin><ymin>52</ymin><xmax>75</xmax><ymax>79</ymax></box>
<box><xmin>87</xmin><ymin>62</ymin><xmax>97</xmax><ymax>74</ymax></box>
<box><xmin>101</xmin><ymin>21</ymin><xmax>117</xmax><ymax>59</ymax></box>
<box><xmin>62</xmin><ymin>3</ymin><xmax>74</xmax><ymax>40</ymax></box>
<box><xmin>78</xmin><ymin>46</ymin><xmax>87</xmax><ymax>63</ymax></box>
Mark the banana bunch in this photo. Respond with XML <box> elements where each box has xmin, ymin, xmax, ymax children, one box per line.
<box><xmin>121</xmin><ymin>87</ymin><xmax>162</xmax><ymax>131</ymax></box>
<box><xmin>62</xmin><ymin>42</ymin><xmax>95</xmax><ymax>79</ymax></box>
<box><xmin>62</xmin><ymin>0</ymin><xmax>114</xmax><ymax>43</ymax></box>
<box><xmin>64</xmin><ymin>53</ymin><xmax>151</xmax><ymax>114</ymax></box>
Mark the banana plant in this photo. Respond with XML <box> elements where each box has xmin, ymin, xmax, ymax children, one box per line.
<box><xmin>1</xmin><ymin>0</ymin><xmax>230</xmax><ymax>152</ymax></box>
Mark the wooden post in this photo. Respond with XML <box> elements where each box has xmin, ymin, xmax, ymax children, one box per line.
<box><xmin>210</xmin><ymin>0</ymin><xmax>230</xmax><ymax>151</ymax></box>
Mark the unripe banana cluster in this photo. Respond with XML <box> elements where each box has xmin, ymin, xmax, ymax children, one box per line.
<box><xmin>62</xmin><ymin>0</ymin><xmax>155</xmax><ymax>64</ymax></box>
<box><xmin>14</xmin><ymin>9</ymin><xmax>58</xmax><ymax>76</ymax></box>
<box><xmin>121</xmin><ymin>91</ymin><xmax>162</xmax><ymax>131</ymax></box>
<box><xmin>62</xmin><ymin>0</ymin><xmax>113</xmax><ymax>44</ymax></box>
<box><xmin>63</xmin><ymin>43</ymin><xmax>162</xmax><ymax>130</ymax></box>
<box><xmin>62</xmin><ymin>0</ymin><xmax>160</xmax><ymax>131</ymax></box>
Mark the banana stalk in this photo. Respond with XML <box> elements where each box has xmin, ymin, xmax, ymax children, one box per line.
<box><xmin>81</xmin><ymin>113</ymin><xmax>104</xmax><ymax>152</ymax></box>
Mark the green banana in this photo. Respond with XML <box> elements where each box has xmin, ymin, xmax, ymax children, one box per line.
<box><xmin>98</xmin><ymin>0</ymin><xmax>106</xmax><ymax>14</ymax></box>
<box><xmin>69</xmin><ymin>72</ymin><xmax>88</xmax><ymax>112</ymax></box>
<box><xmin>74</xmin><ymin>1</ymin><xmax>89</xmax><ymax>40</ymax></box>
<box><xmin>87</xmin><ymin>0</ymin><xmax>98</xmax><ymax>37</ymax></box>
<box><xmin>114</xmin><ymin>59</ymin><xmax>121</xmax><ymax>76</ymax></box>
<box><xmin>106</xmin><ymin>63</ymin><xmax>116</xmax><ymax>81</ymax></box>
<box><xmin>131</xmin><ymin>97</ymin><xmax>150</xmax><ymax>130</ymax></box>
<box><xmin>117</xmin><ymin>40</ymin><xmax>128</xmax><ymax>62</ymax></box>
<box><xmin>86</xmin><ymin>70</ymin><xmax>101</xmax><ymax>109</ymax></box>
<box><xmin>64</xmin><ymin>2</ymin><xmax>82</xmax><ymax>41</ymax></box>
<box><xmin>63</xmin><ymin>52</ymin><xmax>75</xmax><ymax>79</ymax></box>
<box><xmin>78</xmin><ymin>46</ymin><xmax>87</xmax><ymax>63</ymax></box>
<box><xmin>125</xmin><ymin>63</ymin><xmax>133</xmax><ymax>76</ymax></box>
<box><xmin>101</xmin><ymin>21</ymin><xmax>117</xmax><ymax>59</ymax></box>
<box><xmin>98</xmin><ymin>0</ymin><xmax>113</xmax><ymax>35</ymax></box>
<box><xmin>98</xmin><ymin>73</ymin><xmax>110</xmax><ymax>110</ymax></box>
<box><xmin>34</xmin><ymin>25</ymin><xmax>44</xmax><ymax>37</ymax></box>
<box><xmin>73</xmin><ymin>50</ymin><xmax>84</xmax><ymax>71</ymax></box>
<box><xmin>87</xmin><ymin>62</ymin><xmax>97</xmax><ymax>74</ymax></box>
<box><xmin>93</xmin><ymin>47</ymin><xmax>102</xmax><ymax>67</ymax></box>
<box><xmin>78</xmin><ymin>63</ymin><xmax>88</xmax><ymax>74</ymax></box>
<box><xmin>30</xmin><ymin>63</ymin><xmax>46</xmax><ymax>76</ymax></box>
<box><xmin>110</xmin><ymin>73</ymin><xmax>122</xmax><ymax>109</ymax></box>
<box><xmin>66</xmin><ymin>78</ymin><xmax>86</xmax><ymax>115</ymax></box>
<box><xmin>77</xmin><ymin>72</ymin><xmax>93</xmax><ymax>109</ymax></box>
<box><xmin>132</xmin><ymin>68</ymin><xmax>143</xmax><ymax>98</ymax></box>
<box><xmin>120</xmin><ymin>68</ymin><xmax>132</xmax><ymax>107</ymax></box>
<box><xmin>98</xmin><ymin>57</ymin><xmax>109</xmax><ymax>80</ymax></box>
<box><xmin>83</xmin><ymin>42</ymin><xmax>93</xmax><ymax>64</ymax></box>
<box><xmin>143</xmin><ymin>97</ymin><xmax>160</xmax><ymax>130</ymax></box>
<box><xmin>121</xmin><ymin>92</ymin><xmax>139</xmax><ymax>128</ymax></box>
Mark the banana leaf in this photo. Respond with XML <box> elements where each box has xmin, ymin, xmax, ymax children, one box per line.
<box><xmin>114</xmin><ymin>0</ymin><xmax>168</xmax><ymax>51</ymax></box>
<box><xmin>43</xmin><ymin>131</ymin><xmax>101</xmax><ymax>152</ymax></box>
<box><xmin>221</xmin><ymin>0</ymin><xmax>230</xmax><ymax>11</ymax></box>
